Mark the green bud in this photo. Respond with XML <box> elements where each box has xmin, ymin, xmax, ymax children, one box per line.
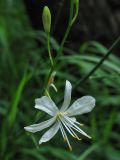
<box><xmin>42</xmin><ymin>6</ymin><xmax>51</xmax><ymax>34</ymax></box>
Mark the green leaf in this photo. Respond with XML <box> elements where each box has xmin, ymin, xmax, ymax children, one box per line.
<box><xmin>105</xmin><ymin>146</ymin><xmax>120</xmax><ymax>160</ymax></box>
<box><xmin>77</xmin><ymin>143</ymin><xmax>101</xmax><ymax>160</ymax></box>
<box><xmin>8</xmin><ymin>70</ymin><xmax>32</xmax><ymax>128</ymax></box>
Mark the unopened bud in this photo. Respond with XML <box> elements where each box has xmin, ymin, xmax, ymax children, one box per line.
<box><xmin>42</xmin><ymin>6</ymin><xmax>51</xmax><ymax>33</ymax></box>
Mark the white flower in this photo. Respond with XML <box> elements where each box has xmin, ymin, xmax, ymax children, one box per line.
<box><xmin>24</xmin><ymin>80</ymin><xmax>95</xmax><ymax>150</ymax></box>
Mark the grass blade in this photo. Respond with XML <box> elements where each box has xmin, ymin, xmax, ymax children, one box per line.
<box><xmin>77</xmin><ymin>142</ymin><xmax>101</xmax><ymax>160</ymax></box>
<box><xmin>8</xmin><ymin>70</ymin><xmax>32</xmax><ymax>128</ymax></box>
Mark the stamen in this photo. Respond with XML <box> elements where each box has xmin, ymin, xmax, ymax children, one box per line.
<box><xmin>72</xmin><ymin>124</ymin><xmax>91</xmax><ymax>139</ymax></box>
<box><xmin>60</xmin><ymin>118</ymin><xmax>76</xmax><ymax>138</ymax></box>
<box><xmin>65</xmin><ymin>116</ymin><xmax>84</xmax><ymax>126</ymax></box>
<box><xmin>62</xmin><ymin>118</ymin><xmax>82</xmax><ymax>141</ymax></box>
<box><xmin>59</xmin><ymin>122</ymin><xmax>72</xmax><ymax>151</ymax></box>
<box><xmin>59</xmin><ymin>122</ymin><xmax>66</xmax><ymax>141</ymax></box>
<box><xmin>64</xmin><ymin>116</ymin><xmax>91</xmax><ymax>139</ymax></box>
<box><xmin>69</xmin><ymin>128</ymin><xmax>81</xmax><ymax>141</ymax></box>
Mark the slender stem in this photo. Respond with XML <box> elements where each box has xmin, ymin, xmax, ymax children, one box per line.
<box><xmin>55</xmin><ymin>25</ymin><xmax>71</xmax><ymax>62</ymax></box>
<box><xmin>55</xmin><ymin>0</ymin><xmax>74</xmax><ymax>61</ymax></box>
<box><xmin>74</xmin><ymin>36</ymin><xmax>120</xmax><ymax>89</ymax></box>
<box><xmin>47</xmin><ymin>33</ymin><xmax>54</xmax><ymax>66</ymax></box>
<box><xmin>71</xmin><ymin>0</ymin><xmax>79</xmax><ymax>26</ymax></box>
<box><xmin>42</xmin><ymin>0</ymin><xmax>75</xmax><ymax>95</ymax></box>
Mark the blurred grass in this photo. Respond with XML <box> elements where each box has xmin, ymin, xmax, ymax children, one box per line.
<box><xmin>0</xmin><ymin>0</ymin><xmax>120</xmax><ymax>160</ymax></box>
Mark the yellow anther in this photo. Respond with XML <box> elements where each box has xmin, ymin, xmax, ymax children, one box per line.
<box><xmin>88</xmin><ymin>136</ymin><xmax>92</xmax><ymax>139</ymax></box>
<box><xmin>69</xmin><ymin>145</ymin><xmax>72</xmax><ymax>152</ymax></box>
<box><xmin>72</xmin><ymin>135</ymin><xmax>76</xmax><ymax>139</ymax></box>
<box><xmin>73</xmin><ymin>135</ymin><xmax>82</xmax><ymax>141</ymax></box>
<box><xmin>79</xmin><ymin>123</ymin><xmax>84</xmax><ymax>126</ymax></box>
<box><xmin>76</xmin><ymin>136</ymin><xmax>82</xmax><ymax>141</ymax></box>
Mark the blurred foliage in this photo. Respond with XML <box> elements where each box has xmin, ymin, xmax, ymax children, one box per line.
<box><xmin>0</xmin><ymin>0</ymin><xmax>120</xmax><ymax>160</ymax></box>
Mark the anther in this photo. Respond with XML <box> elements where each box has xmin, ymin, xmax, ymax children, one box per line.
<box><xmin>79</xmin><ymin>123</ymin><xmax>84</xmax><ymax>126</ymax></box>
<box><xmin>69</xmin><ymin>145</ymin><xmax>72</xmax><ymax>151</ymax></box>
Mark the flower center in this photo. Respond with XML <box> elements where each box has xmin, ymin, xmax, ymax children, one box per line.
<box><xmin>56</xmin><ymin>112</ymin><xmax>64</xmax><ymax>120</ymax></box>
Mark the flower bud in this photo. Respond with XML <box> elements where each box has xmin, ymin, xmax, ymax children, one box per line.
<box><xmin>42</xmin><ymin>6</ymin><xmax>51</xmax><ymax>34</ymax></box>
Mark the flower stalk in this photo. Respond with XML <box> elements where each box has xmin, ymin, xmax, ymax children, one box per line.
<box><xmin>43</xmin><ymin>0</ymin><xmax>79</xmax><ymax>96</ymax></box>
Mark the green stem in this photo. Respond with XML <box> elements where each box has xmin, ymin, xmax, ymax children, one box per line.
<box><xmin>43</xmin><ymin>0</ymin><xmax>75</xmax><ymax>95</ymax></box>
<box><xmin>55</xmin><ymin>24</ymin><xmax>72</xmax><ymax>61</ymax></box>
<box><xmin>71</xmin><ymin>0</ymin><xmax>79</xmax><ymax>26</ymax></box>
<box><xmin>55</xmin><ymin>0</ymin><xmax>74</xmax><ymax>61</ymax></box>
<box><xmin>74</xmin><ymin>36</ymin><xmax>120</xmax><ymax>89</ymax></box>
<box><xmin>47</xmin><ymin>33</ymin><xmax>54</xmax><ymax>66</ymax></box>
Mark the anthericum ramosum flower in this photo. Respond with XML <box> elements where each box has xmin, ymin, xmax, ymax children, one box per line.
<box><xmin>24</xmin><ymin>80</ymin><xmax>95</xmax><ymax>150</ymax></box>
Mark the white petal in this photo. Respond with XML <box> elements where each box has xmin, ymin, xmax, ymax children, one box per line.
<box><xmin>24</xmin><ymin>117</ymin><xmax>56</xmax><ymax>133</ymax></box>
<box><xmin>39</xmin><ymin>121</ymin><xmax>60</xmax><ymax>144</ymax></box>
<box><xmin>35</xmin><ymin>96</ymin><xmax>59</xmax><ymax>116</ymax></box>
<box><xmin>60</xmin><ymin>80</ymin><xmax>72</xmax><ymax>112</ymax></box>
<box><xmin>66</xmin><ymin>96</ymin><xmax>95</xmax><ymax>116</ymax></box>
